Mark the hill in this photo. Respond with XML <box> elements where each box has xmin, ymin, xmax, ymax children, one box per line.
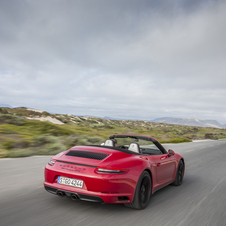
<box><xmin>152</xmin><ymin>117</ymin><xmax>225</xmax><ymax>128</ymax></box>
<box><xmin>0</xmin><ymin>107</ymin><xmax>226</xmax><ymax>158</ymax></box>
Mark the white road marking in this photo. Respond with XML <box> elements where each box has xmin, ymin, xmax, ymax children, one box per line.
<box><xmin>186</xmin><ymin>147</ymin><xmax>206</xmax><ymax>152</ymax></box>
<box><xmin>186</xmin><ymin>150</ymin><xmax>194</xmax><ymax>152</ymax></box>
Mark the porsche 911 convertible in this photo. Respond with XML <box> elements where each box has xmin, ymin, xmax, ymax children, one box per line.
<box><xmin>44</xmin><ymin>134</ymin><xmax>185</xmax><ymax>209</ymax></box>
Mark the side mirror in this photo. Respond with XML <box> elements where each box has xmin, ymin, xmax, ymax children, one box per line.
<box><xmin>168</xmin><ymin>149</ymin><xmax>175</xmax><ymax>157</ymax></box>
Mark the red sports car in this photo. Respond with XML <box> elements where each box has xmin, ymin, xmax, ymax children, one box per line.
<box><xmin>44</xmin><ymin>134</ymin><xmax>185</xmax><ymax>209</ymax></box>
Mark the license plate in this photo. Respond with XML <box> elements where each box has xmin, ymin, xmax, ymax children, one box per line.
<box><xmin>57</xmin><ymin>176</ymin><xmax>83</xmax><ymax>188</ymax></box>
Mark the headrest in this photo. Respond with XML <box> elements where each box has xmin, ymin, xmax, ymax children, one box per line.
<box><xmin>128</xmin><ymin>143</ymin><xmax>140</xmax><ymax>153</ymax></box>
<box><xmin>104</xmin><ymin>139</ymin><xmax>115</xmax><ymax>147</ymax></box>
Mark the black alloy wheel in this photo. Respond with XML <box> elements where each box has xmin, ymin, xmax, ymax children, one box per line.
<box><xmin>178</xmin><ymin>162</ymin><xmax>184</xmax><ymax>184</ymax></box>
<box><xmin>139</xmin><ymin>177</ymin><xmax>150</xmax><ymax>205</ymax></box>
<box><xmin>124</xmin><ymin>171</ymin><xmax>151</xmax><ymax>210</ymax></box>
<box><xmin>172</xmin><ymin>160</ymin><xmax>184</xmax><ymax>186</ymax></box>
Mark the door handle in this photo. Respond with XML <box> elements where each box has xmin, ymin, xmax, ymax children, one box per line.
<box><xmin>157</xmin><ymin>163</ymin><xmax>161</xmax><ymax>167</ymax></box>
<box><xmin>140</xmin><ymin>156</ymin><xmax>148</xmax><ymax>160</ymax></box>
<box><xmin>160</xmin><ymin>156</ymin><xmax>166</xmax><ymax>160</ymax></box>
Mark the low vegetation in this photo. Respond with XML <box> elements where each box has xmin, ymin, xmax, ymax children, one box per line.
<box><xmin>0</xmin><ymin>107</ymin><xmax>226</xmax><ymax>158</ymax></box>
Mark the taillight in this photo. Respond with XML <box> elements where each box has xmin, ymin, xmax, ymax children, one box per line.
<box><xmin>48</xmin><ymin>160</ymin><xmax>56</xmax><ymax>166</ymax></box>
<box><xmin>96</xmin><ymin>167</ymin><xmax>129</xmax><ymax>174</ymax></box>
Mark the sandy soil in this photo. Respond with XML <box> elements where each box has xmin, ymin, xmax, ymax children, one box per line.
<box><xmin>27</xmin><ymin>108</ymin><xmax>44</xmax><ymax>113</ymax></box>
<box><xmin>25</xmin><ymin>116</ymin><xmax>64</xmax><ymax>125</ymax></box>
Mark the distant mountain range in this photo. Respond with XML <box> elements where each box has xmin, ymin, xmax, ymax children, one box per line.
<box><xmin>152</xmin><ymin>117</ymin><xmax>226</xmax><ymax>128</ymax></box>
<box><xmin>0</xmin><ymin>103</ymin><xmax>12</xmax><ymax>108</ymax></box>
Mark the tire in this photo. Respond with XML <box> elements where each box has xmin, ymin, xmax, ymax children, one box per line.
<box><xmin>124</xmin><ymin>171</ymin><xmax>151</xmax><ymax>210</ymax></box>
<box><xmin>172</xmin><ymin>160</ymin><xmax>184</xmax><ymax>186</ymax></box>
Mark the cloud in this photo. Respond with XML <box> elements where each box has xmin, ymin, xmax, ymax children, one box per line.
<box><xmin>0</xmin><ymin>0</ymin><xmax>226</xmax><ymax>123</ymax></box>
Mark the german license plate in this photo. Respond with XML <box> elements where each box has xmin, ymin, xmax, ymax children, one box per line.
<box><xmin>57</xmin><ymin>176</ymin><xmax>83</xmax><ymax>188</ymax></box>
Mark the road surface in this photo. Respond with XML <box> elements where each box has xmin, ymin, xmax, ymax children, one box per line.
<box><xmin>0</xmin><ymin>139</ymin><xmax>226</xmax><ymax>226</ymax></box>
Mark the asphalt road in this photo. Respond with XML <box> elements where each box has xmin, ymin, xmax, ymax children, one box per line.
<box><xmin>1</xmin><ymin>139</ymin><xmax>226</xmax><ymax>226</ymax></box>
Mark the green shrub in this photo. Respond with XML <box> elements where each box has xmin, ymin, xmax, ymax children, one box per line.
<box><xmin>0</xmin><ymin>108</ymin><xmax>8</xmax><ymax>114</ymax></box>
<box><xmin>86</xmin><ymin>136</ymin><xmax>104</xmax><ymax>144</ymax></box>
<box><xmin>63</xmin><ymin>135</ymin><xmax>80</xmax><ymax>148</ymax></box>
<box><xmin>62</xmin><ymin>134</ymin><xmax>104</xmax><ymax>148</ymax></box>
<box><xmin>171</xmin><ymin>138</ymin><xmax>192</xmax><ymax>143</ymax></box>
<box><xmin>31</xmin><ymin>135</ymin><xmax>66</xmax><ymax>155</ymax></box>
<box><xmin>41</xmin><ymin>111</ymin><xmax>51</xmax><ymax>117</ymax></box>
<box><xmin>13</xmin><ymin>140</ymin><xmax>31</xmax><ymax>149</ymax></box>
<box><xmin>204</xmin><ymin>133</ymin><xmax>218</xmax><ymax>140</ymax></box>
<box><xmin>37</xmin><ymin>142</ymin><xmax>66</xmax><ymax>155</ymax></box>
<box><xmin>90</xmin><ymin>123</ymin><xmax>105</xmax><ymax>128</ymax></box>
<box><xmin>2</xmin><ymin>140</ymin><xmax>14</xmax><ymax>150</ymax></box>
<box><xmin>104</xmin><ymin>125</ymin><xmax>116</xmax><ymax>129</ymax></box>
<box><xmin>75</xmin><ymin>135</ymin><xmax>104</xmax><ymax>146</ymax></box>
<box><xmin>160</xmin><ymin>138</ymin><xmax>192</xmax><ymax>143</ymax></box>
<box><xmin>0</xmin><ymin>114</ymin><xmax>24</xmax><ymax>126</ymax></box>
<box><xmin>32</xmin><ymin>135</ymin><xmax>58</xmax><ymax>147</ymax></box>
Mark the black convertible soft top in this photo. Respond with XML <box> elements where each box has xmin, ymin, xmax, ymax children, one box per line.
<box><xmin>109</xmin><ymin>134</ymin><xmax>167</xmax><ymax>154</ymax></box>
<box><xmin>109</xmin><ymin>134</ymin><xmax>156</xmax><ymax>142</ymax></box>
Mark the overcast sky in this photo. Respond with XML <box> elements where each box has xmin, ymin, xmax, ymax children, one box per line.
<box><xmin>1</xmin><ymin>0</ymin><xmax>226</xmax><ymax>123</ymax></box>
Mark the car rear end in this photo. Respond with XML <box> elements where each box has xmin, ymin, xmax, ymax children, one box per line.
<box><xmin>44</xmin><ymin>146</ymin><xmax>138</xmax><ymax>204</ymax></box>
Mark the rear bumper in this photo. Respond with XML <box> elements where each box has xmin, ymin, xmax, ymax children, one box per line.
<box><xmin>45</xmin><ymin>185</ymin><xmax>104</xmax><ymax>203</ymax></box>
<box><xmin>44</xmin><ymin>162</ymin><xmax>137</xmax><ymax>203</ymax></box>
<box><xmin>44</xmin><ymin>182</ymin><xmax>132</xmax><ymax>203</ymax></box>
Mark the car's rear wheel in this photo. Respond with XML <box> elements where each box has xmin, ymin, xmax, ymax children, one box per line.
<box><xmin>172</xmin><ymin>160</ymin><xmax>184</xmax><ymax>186</ymax></box>
<box><xmin>124</xmin><ymin>171</ymin><xmax>151</xmax><ymax>210</ymax></box>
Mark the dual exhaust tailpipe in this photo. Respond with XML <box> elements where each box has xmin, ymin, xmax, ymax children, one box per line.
<box><xmin>71</xmin><ymin>194</ymin><xmax>79</xmax><ymax>201</ymax></box>
<box><xmin>57</xmin><ymin>191</ymin><xmax>79</xmax><ymax>201</ymax></box>
<box><xmin>57</xmin><ymin>191</ymin><xmax>65</xmax><ymax>197</ymax></box>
